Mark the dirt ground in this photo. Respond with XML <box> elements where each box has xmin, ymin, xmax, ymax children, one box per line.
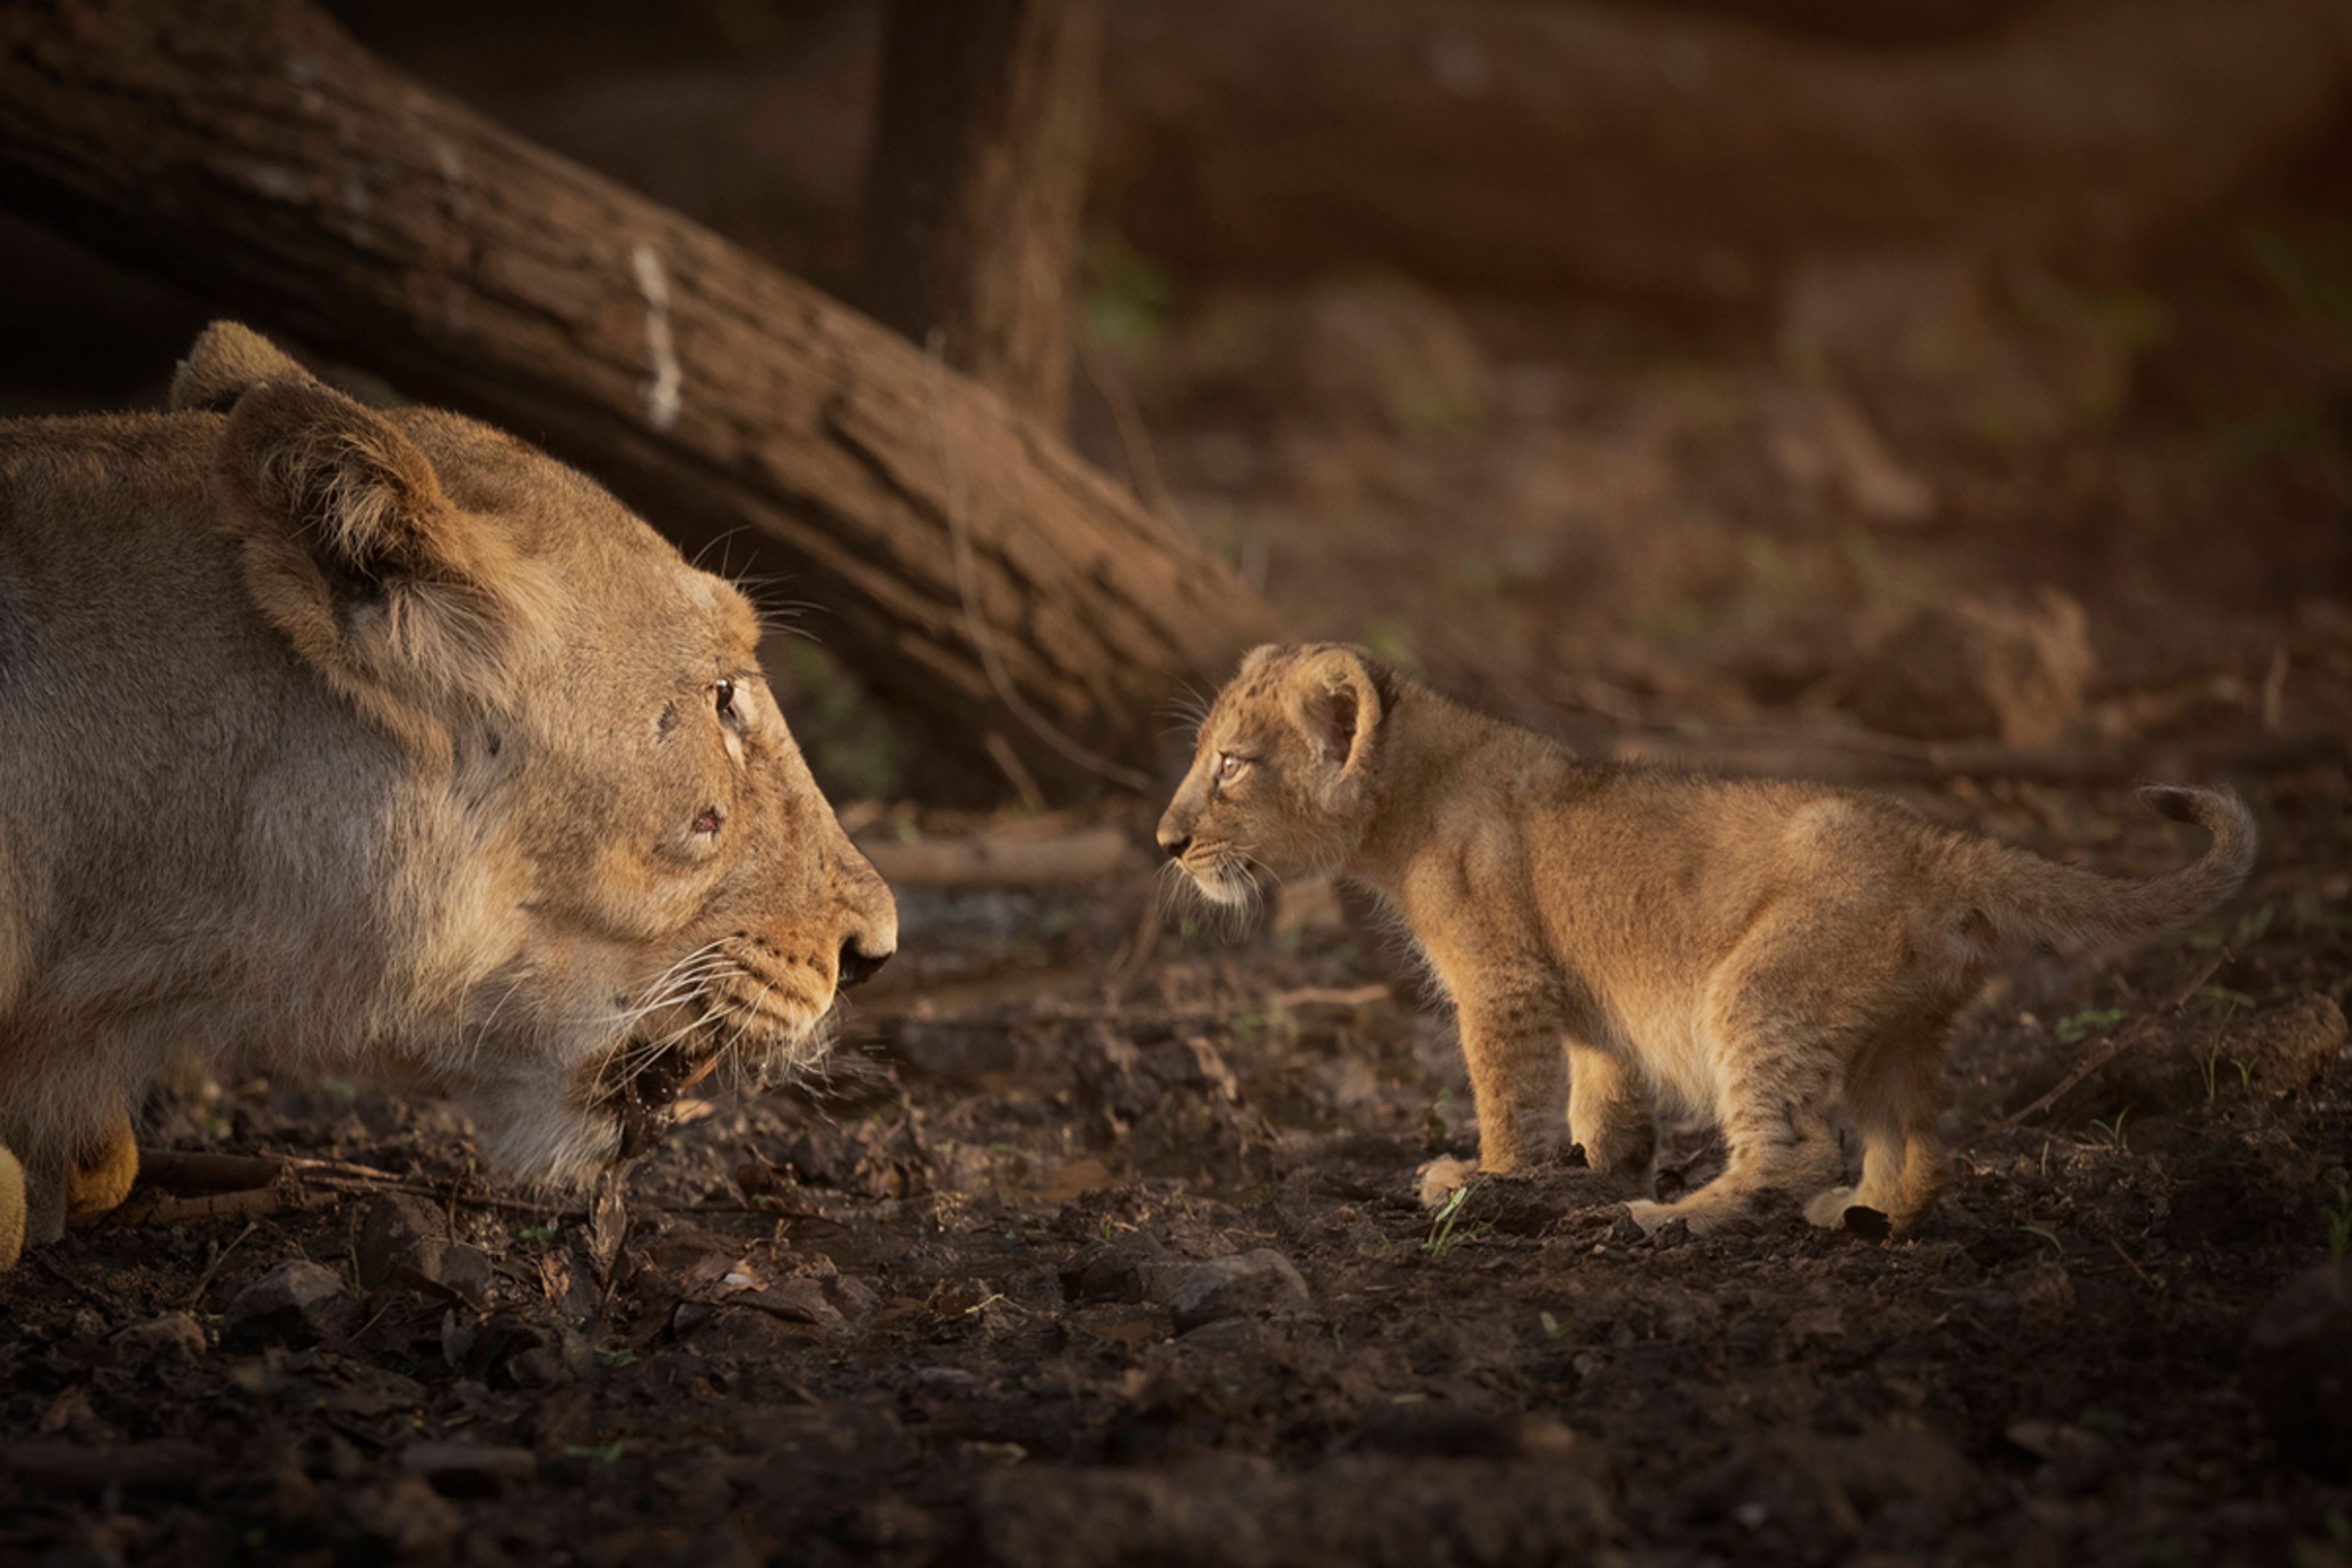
<box><xmin>6</xmin><ymin>70</ymin><xmax>2352</xmax><ymax>1568</ymax></box>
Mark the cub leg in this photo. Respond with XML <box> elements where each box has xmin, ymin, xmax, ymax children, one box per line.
<box><xmin>67</xmin><ymin>1104</ymin><xmax>139</xmax><ymax>1219</ymax></box>
<box><xmin>0</xmin><ymin>1142</ymin><xmax>23</xmax><ymax>1272</ymax></box>
<box><xmin>1806</xmin><ymin>1037</ymin><xmax>1948</xmax><ymax>1233</ymax></box>
<box><xmin>1566</xmin><ymin>1039</ymin><xmax>1655</xmax><ymax>1192</ymax></box>
<box><xmin>1460</xmin><ymin>981</ymin><xmax>1568</xmax><ymax>1175</ymax></box>
<box><xmin>1627</xmin><ymin>1036</ymin><xmax>1844</xmax><ymax>1236</ymax></box>
<box><xmin>1422</xmin><ymin>976</ymin><xmax>1565</xmax><ymax>1207</ymax></box>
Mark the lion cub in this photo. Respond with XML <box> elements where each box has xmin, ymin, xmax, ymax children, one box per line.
<box><xmin>1157</xmin><ymin>643</ymin><xmax>2256</xmax><ymax>1236</ymax></box>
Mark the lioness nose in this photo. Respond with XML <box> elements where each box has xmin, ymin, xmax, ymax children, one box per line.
<box><xmin>1157</xmin><ymin>829</ymin><xmax>1191</xmax><ymax>861</ymax></box>
<box><xmin>838</xmin><ymin>940</ymin><xmax>891</xmax><ymax>989</ymax></box>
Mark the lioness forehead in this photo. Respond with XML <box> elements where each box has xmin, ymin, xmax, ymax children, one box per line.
<box><xmin>396</xmin><ymin>405</ymin><xmax>760</xmax><ymax>653</ymax></box>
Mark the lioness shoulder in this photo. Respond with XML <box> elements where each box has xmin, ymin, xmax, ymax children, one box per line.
<box><xmin>0</xmin><ymin>323</ymin><xmax>898</xmax><ymax>1270</ymax></box>
<box><xmin>1158</xmin><ymin>642</ymin><xmax>2255</xmax><ymax>1236</ymax></box>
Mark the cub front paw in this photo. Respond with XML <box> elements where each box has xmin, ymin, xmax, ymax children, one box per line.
<box><xmin>1622</xmin><ymin>1198</ymin><xmax>1673</xmax><ymax>1235</ymax></box>
<box><xmin>1416</xmin><ymin>1156</ymin><xmax>1480</xmax><ymax>1208</ymax></box>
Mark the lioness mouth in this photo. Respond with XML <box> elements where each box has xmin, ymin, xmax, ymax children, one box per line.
<box><xmin>603</xmin><ymin>1040</ymin><xmax>722</xmax><ymax>1160</ymax></box>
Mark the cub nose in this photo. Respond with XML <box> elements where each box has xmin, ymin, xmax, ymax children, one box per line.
<box><xmin>837</xmin><ymin>940</ymin><xmax>891</xmax><ymax>989</ymax></box>
<box><xmin>1156</xmin><ymin>828</ymin><xmax>1191</xmax><ymax>861</ymax></box>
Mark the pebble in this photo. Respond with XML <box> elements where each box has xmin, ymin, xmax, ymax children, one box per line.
<box><xmin>1169</xmin><ymin>1250</ymin><xmax>1311</xmax><ymax>1333</ymax></box>
<box><xmin>225</xmin><ymin>1259</ymin><xmax>358</xmax><ymax>1346</ymax></box>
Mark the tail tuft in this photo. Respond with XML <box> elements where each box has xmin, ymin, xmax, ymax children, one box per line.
<box><xmin>2136</xmin><ymin>784</ymin><xmax>2206</xmax><ymax>826</ymax></box>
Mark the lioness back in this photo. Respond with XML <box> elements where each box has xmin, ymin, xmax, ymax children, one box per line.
<box><xmin>0</xmin><ymin>323</ymin><xmax>898</xmax><ymax>1268</ymax></box>
<box><xmin>1158</xmin><ymin>642</ymin><xmax>2255</xmax><ymax>1237</ymax></box>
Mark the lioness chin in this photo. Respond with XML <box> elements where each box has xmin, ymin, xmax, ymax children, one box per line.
<box><xmin>1158</xmin><ymin>642</ymin><xmax>2256</xmax><ymax>1237</ymax></box>
<box><xmin>0</xmin><ymin>323</ymin><xmax>897</xmax><ymax>1270</ymax></box>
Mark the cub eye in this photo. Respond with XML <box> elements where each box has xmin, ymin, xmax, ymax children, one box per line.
<box><xmin>714</xmin><ymin>677</ymin><xmax>737</xmax><ymax>719</ymax></box>
<box><xmin>1215</xmin><ymin>752</ymin><xmax>1246</xmax><ymax>783</ymax></box>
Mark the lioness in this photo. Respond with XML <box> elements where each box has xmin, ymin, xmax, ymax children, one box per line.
<box><xmin>0</xmin><ymin>323</ymin><xmax>896</xmax><ymax>1270</ymax></box>
<box><xmin>1158</xmin><ymin>643</ymin><xmax>2255</xmax><ymax>1236</ymax></box>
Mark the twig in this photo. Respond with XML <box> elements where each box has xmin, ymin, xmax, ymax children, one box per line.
<box><xmin>924</xmin><ymin>331</ymin><xmax>1157</xmax><ymax>795</ymax></box>
<box><xmin>2105</xmin><ymin>1234</ymin><xmax>2160</xmax><ymax>1289</ymax></box>
<box><xmin>180</xmin><ymin>1220</ymin><xmax>260</xmax><ymax>1308</ymax></box>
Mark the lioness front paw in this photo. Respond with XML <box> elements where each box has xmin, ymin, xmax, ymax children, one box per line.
<box><xmin>1417</xmin><ymin>1156</ymin><xmax>1480</xmax><ymax>1208</ymax></box>
<box><xmin>66</xmin><ymin>1106</ymin><xmax>140</xmax><ymax>1219</ymax></box>
<box><xmin>0</xmin><ymin>1145</ymin><xmax>24</xmax><ymax>1272</ymax></box>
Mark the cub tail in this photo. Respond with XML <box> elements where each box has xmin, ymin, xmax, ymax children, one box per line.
<box><xmin>1957</xmin><ymin>785</ymin><xmax>2256</xmax><ymax>958</ymax></box>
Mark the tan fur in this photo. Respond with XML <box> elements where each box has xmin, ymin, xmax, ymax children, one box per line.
<box><xmin>0</xmin><ymin>323</ymin><xmax>897</xmax><ymax>1267</ymax></box>
<box><xmin>1159</xmin><ymin>643</ymin><xmax>2256</xmax><ymax>1236</ymax></box>
<box><xmin>64</xmin><ymin>1106</ymin><xmax>140</xmax><ymax>1217</ymax></box>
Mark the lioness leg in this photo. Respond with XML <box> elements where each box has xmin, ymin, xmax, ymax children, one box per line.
<box><xmin>66</xmin><ymin>1104</ymin><xmax>139</xmax><ymax>1219</ymax></box>
<box><xmin>1566</xmin><ymin>1039</ymin><xmax>1654</xmax><ymax>1191</ymax></box>
<box><xmin>0</xmin><ymin>1143</ymin><xmax>23</xmax><ymax>1272</ymax></box>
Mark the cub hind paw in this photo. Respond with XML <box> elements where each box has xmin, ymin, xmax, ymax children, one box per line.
<box><xmin>1803</xmin><ymin>1186</ymin><xmax>1860</xmax><ymax>1229</ymax></box>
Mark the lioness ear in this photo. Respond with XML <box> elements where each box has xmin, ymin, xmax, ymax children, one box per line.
<box><xmin>1289</xmin><ymin>647</ymin><xmax>1385</xmax><ymax>787</ymax></box>
<box><xmin>214</xmin><ymin>379</ymin><xmax>536</xmax><ymax>716</ymax></box>
<box><xmin>170</xmin><ymin>322</ymin><xmax>316</xmax><ymax>413</ymax></box>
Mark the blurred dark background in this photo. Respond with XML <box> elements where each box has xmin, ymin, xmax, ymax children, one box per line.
<box><xmin>4</xmin><ymin>0</ymin><xmax>2347</xmax><ymax>802</ymax></box>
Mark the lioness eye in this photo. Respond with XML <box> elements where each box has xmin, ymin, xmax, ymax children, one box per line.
<box><xmin>714</xmin><ymin>677</ymin><xmax>737</xmax><ymax>719</ymax></box>
<box><xmin>1216</xmin><ymin>752</ymin><xmax>1245</xmax><ymax>782</ymax></box>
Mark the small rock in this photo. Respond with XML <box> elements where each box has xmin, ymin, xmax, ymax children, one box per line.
<box><xmin>1061</xmin><ymin>1238</ymin><xmax>1169</xmax><ymax>1305</ymax></box>
<box><xmin>1169</xmin><ymin>1250</ymin><xmax>1311</xmax><ymax>1333</ymax></box>
<box><xmin>357</xmin><ymin>1194</ymin><xmax>447</xmax><ymax>1291</ymax></box>
<box><xmin>225</xmin><ymin>1259</ymin><xmax>357</xmax><ymax>1346</ymax></box>
<box><xmin>427</xmin><ymin>1244</ymin><xmax>492</xmax><ymax>1306</ymax></box>
<box><xmin>111</xmin><ymin>1311</ymin><xmax>208</xmax><ymax>1364</ymax></box>
<box><xmin>357</xmin><ymin>1194</ymin><xmax>488</xmax><ymax>1303</ymax></box>
<box><xmin>2247</xmin><ymin>1259</ymin><xmax>2352</xmax><ymax>1481</ymax></box>
<box><xmin>1853</xmin><ymin>586</ymin><xmax>2093</xmax><ymax>746</ymax></box>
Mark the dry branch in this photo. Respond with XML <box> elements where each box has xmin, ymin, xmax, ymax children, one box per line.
<box><xmin>0</xmin><ymin>0</ymin><xmax>1276</xmax><ymax>796</ymax></box>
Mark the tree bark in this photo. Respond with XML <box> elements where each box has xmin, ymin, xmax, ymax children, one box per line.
<box><xmin>859</xmin><ymin>0</ymin><xmax>1105</xmax><ymax>433</ymax></box>
<box><xmin>1093</xmin><ymin>0</ymin><xmax>2352</xmax><ymax>300</ymax></box>
<box><xmin>0</xmin><ymin>0</ymin><xmax>1271</xmax><ymax>797</ymax></box>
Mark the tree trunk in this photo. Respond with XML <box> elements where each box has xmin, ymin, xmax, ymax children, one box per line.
<box><xmin>859</xmin><ymin>0</ymin><xmax>1105</xmax><ymax>433</ymax></box>
<box><xmin>1093</xmin><ymin>0</ymin><xmax>2352</xmax><ymax>300</ymax></box>
<box><xmin>0</xmin><ymin>0</ymin><xmax>1272</xmax><ymax>798</ymax></box>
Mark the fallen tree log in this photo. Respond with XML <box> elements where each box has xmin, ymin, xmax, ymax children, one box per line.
<box><xmin>1093</xmin><ymin>0</ymin><xmax>2352</xmax><ymax>299</ymax></box>
<box><xmin>0</xmin><ymin>0</ymin><xmax>1276</xmax><ymax>796</ymax></box>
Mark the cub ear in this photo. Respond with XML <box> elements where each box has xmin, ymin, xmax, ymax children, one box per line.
<box><xmin>169</xmin><ymin>322</ymin><xmax>316</xmax><ymax>413</ymax></box>
<box><xmin>1287</xmin><ymin>646</ymin><xmax>1385</xmax><ymax>790</ymax></box>
<box><xmin>213</xmin><ymin>379</ymin><xmax>538</xmax><ymax>715</ymax></box>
